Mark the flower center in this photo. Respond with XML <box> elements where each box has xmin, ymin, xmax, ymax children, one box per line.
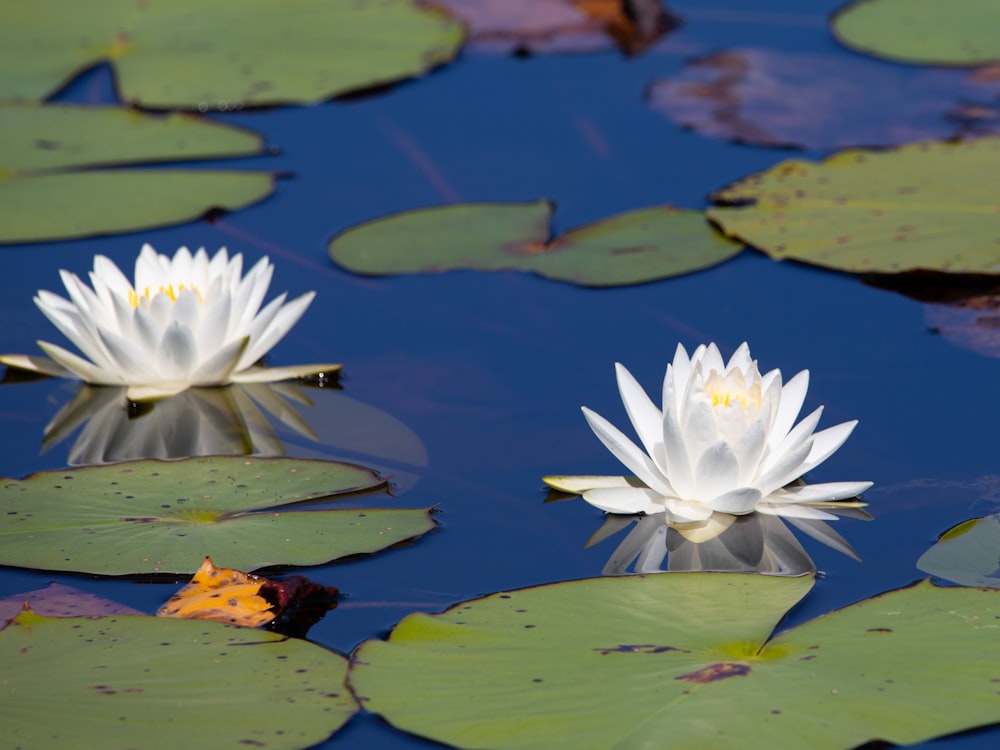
<box><xmin>128</xmin><ymin>284</ymin><xmax>204</xmax><ymax>308</ymax></box>
<box><xmin>704</xmin><ymin>370</ymin><xmax>761</xmax><ymax>411</ymax></box>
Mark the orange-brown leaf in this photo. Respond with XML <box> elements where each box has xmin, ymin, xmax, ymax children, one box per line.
<box><xmin>157</xmin><ymin>556</ymin><xmax>275</xmax><ymax>627</ymax></box>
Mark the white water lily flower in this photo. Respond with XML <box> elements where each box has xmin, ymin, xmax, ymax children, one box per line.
<box><xmin>545</xmin><ymin>342</ymin><xmax>872</xmax><ymax>532</ymax></box>
<box><xmin>0</xmin><ymin>244</ymin><xmax>340</xmax><ymax>401</ymax></box>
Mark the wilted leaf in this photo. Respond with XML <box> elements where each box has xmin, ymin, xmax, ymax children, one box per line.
<box><xmin>425</xmin><ymin>0</ymin><xmax>677</xmax><ymax>55</ymax></box>
<box><xmin>0</xmin><ymin>0</ymin><xmax>463</xmax><ymax>108</ymax></box>
<box><xmin>351</xmin><ymin>574</ymin><xmax>1000</xmax><ymax>750</ymax></box>
<box><xmin>0</xmin><ymin>456</ymin><xmax>436</xmax><ymax>575</ymax></box>
<box><xmin>0</xmin><ymin>583</ymin><xmax>142</xmax><ymax>623</ymax></box>
<box><xmin>647</xmin><ymin>48</ymin><xmax>1000</xmax><ymax>150</ymax></box>
<box><xmin>158</xmin><ymin>556</ymin><xmax>339</xmax><ymax>636</ymax></box>
<box><xmin>832</xmin><ymin>0</ymin><xmax>1000</xmax><ymax>66</ymax></box>
<box><xmin>707</xmin><ymin>138</ymin><xmax>1000</xmax><ymax>274</ymax></box>
<box><xmin>328</xmin><ymin>201</ymin><xmax>742</xmax><ymax>286</ymax></box>
<box><xmin>0</xmin><ymin>104</ymin><xmax>272</xmax><ymax>243</ymax></box>
<box><xmin>0</xmin><ymin>609</ymin><xmax>356</xmax><ymax>749</ymax></box>
<box><xmin>917</xmin><ymin>515</ymin><xmax>1000</xmax><ymax>587</ymax></box>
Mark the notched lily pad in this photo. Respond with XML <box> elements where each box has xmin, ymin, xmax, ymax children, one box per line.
<box><xmin>0</xmin><ymin>609</ymin><xmax>357</xmax><ymax>749</ymax></box>
<box><xmin>0</xmin><ymin>0</ymin><xmax>463</xmax><ymax>109</ymax></box>
<box><xmin>832</xmin><ymin>0</ymin><xmax>1000</xmax><ymax>66</ymax></box>
<box><xmin>917</xmin><ymin>514</ymin><xmax>1000</xmax><ymax>587</ymax></box>
<box><xmin>328</xmin><ymin>201</ymin><xmax>742</xmax><ymax>286</ymax></box>
<box><xmin>0</xmin><ymin>456</ymin><xmax>436</xmax><ymax>575</ymax></box>
<box><xmin>351</xmin><ymin>574</ymin><xmax>1000</xmax><ymax>750</ymax></box>
<box><xmin>647</xmin><ymin>47</ymin><xmax>1000</xmax><ymax>150</ymax></box>
<box><xmin>0</xmin><ymin>103</ymin><xmax>273</xmax><ymax>243</ymax></box>
<box><xmin>707</xmin><ymin>138</ymin><xmax>1000</xmax><ymax>274</ymax></box>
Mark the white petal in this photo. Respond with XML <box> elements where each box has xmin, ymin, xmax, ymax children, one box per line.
<box><xmin>770</xmin><ymin>481</ymin><xmax>873</xmax><ymax>503</ymax></box>
<box><xmin>240</xmin><ymin>291</ymin><xmax>315</xmax><ymax>368</ymax></box>
<box><xmin>582</xmin><ymin>486</ymin><xmax>664</xmax><ymax>515</ymax></box>
<box><xmin>126</xmin><ymin>382</ymin><xmax>192</xmax><ymax>402</ymax></box>
<box><xmin>615</xmin><ymin>363</ymin><xmax>666</xmax><ymax>471</ymax></box>
<box><xmin>0</xmin><ymin>353</ymin><xmax>74</xmax><ymax>378</ymax></box>
<box><xmin>191</xmin><ymin>336</ymin><xmax>248</xmax><ymax>384</ymax></box>
<box><xmin>680</xmin><ymin>399</ymin><xmax>719</xmax><ymax>465</ymax></box>
<box><xmin>581</xmin><ymin>407</ymin><xmax>674</xmax><ymax>496</ymax></box>
<box><xmin>769</xmin><ymin>369</ymin><xmax>809</xmax><ymax>443</ymax></box>
<box><xmin>731</xmin><ymin>417</ymin><xmax>768</xmax><ymax>485</ymax></box>
<box><xmin>542</xmin><ymin>475</ymin><xmax>639</xmax><ymax>494</ymax></box>
<box><xmin>756</xmin><ymin>502</ymin><xmax>839</xmax><ymax>521</ymax></box>
<box><xmin>157</xmin><ymin>323</ymin><xmax>198</xmax><ymax>380</ymax></box>
<box><xmin>799</xmin><ymin>421</ymin><xmax>858</xmax><ymax>474</ymax></box>
<box><xmin>694</xmin><ymin>441</ymin><xmax>740</xmax><ymax>500</ymax></box>
<box><xmin>701</xmin><ymin>342</ymin><xmax>725</xmax><ymax>374</ymax></box>
<box><xmin>37</xmin><ymin>341</ymin><xmax>122</xmax><ymax>384</ymax></box>
<box><xmin>172</xmin><ymin>288</ymin><xmax>201</xmax><ymax>331</ymax></box>
<box><xmin>662</xmin><ymin>407</ymin><xmax>694</xmax><ymax>498</ymax></box>
<box><xmin>708</xmin><ymin>487</ymin><xmax>762</xmax><ymax>515</ymax></box>
<box><xmin>663</xmin><ymin>498</ymin><xmax>714</xmax><ymax>523</ymax></box>
<box><xmin>97</xmin><ymin>328</ymin><xmax>149</xmax><ymax>381</ymax></box>
<box><xmin>755</xmin><ymin>438</ymin><xmax>813</xmax><ymax>496</ymax></box>
<box><xmin>769</xmin><ymin>406</ymin><xmax>824</xmax><ymax>469</ymax></box>
<box><xmin>91</xmin><ymin>255</ymin><xmax>133</xmax><ymax>299</ymax></box>
<box><xmin>229</xmin><ymin>362</ymin><xmax>341</xmax><ymax>383</ymax></box>
<box><xmin>726</xmin><ymin>341</ymin><xmax>752</xmax><ymax>371</ymax></box>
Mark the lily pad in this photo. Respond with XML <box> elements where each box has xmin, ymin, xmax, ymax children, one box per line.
<box><xmin>832</xmin><ymin>0</ymin><xmax>1000</xmax><ymax>66</ymax></box>
<box><xmin>0</xmin><ymin>456</ymin><xmax>436</xmax><ymax>576</ymax></box>
<box><xmin>351</xmin><ymin>574</ymin><xmax>1000</xmax><ymax>749</ymax></box>
<box><xmin>647</xmin><ymin>48</ymin><xmax>1000</xmax><ymax>150</ymax></box>
<box><xmin>328</xmin><ymin>201</ymin><xmax>742</xmax><ymax>286</ymax></box>
<box><xmin>1</xmin><ymin>609</ymin><xmax>356</xmax><ymax>749</ymax></box>
<box><xmin>707</xmin><ymin>138</ymin><xmax>1000</xmax><ymax>274</ymax></box>
<box><xmin>917</xmin><ymin>515</ymin><xmax>1000</xmax><ymax>587</ymax></box>
<box><xmin>0</xmin><ymin>103</ymin><xmax>273</xmax><ymax>243</ymax></box>
<box><xmin>0</xmin><ymin>0</ymin><xmax>463</xmax><ymax>109</ymax></box>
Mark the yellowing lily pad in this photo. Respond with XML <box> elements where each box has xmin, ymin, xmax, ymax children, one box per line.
<box><xmin>832</xmin><ymin>0</ymin><xmax>1000</xmax><ymax>66</ymax></box>
<box><xmin>328</xmin><ymin>201</ymin><xmax>742</xmax><ymax>286</ymax></box>
<box><xmin>917</xmin><ymin>515</ymin><xmax>1000</xmax><ymax>587</ymax></box>
<box><xmin>647</xmin><ymin>48</ymin><xmax>1000</xmax><ymax>150</ymax></box>
<box><xmin>707</xmin><ymin>138</ymin><xmax>1000</xmax><ymax>273</ymax></box>
<box><xmin>0</xmin><ymin>103</ymin><xmax>273</xmax><ymax>243</ymax></box>
<box><xmin>351</xmin><ymin>574</ymin><xmax>1000</xmax><ymax>750</ymax></box>
<box><xmin>0</xmin><ymin>609</ymin><xmax>356</xmax><ymax>749</ymax></box>
<box><xmin>0</xmin><ymin>456</ymin><xmax>436</xmax><ymax>576</ymax></box>
<box><xmin>0</xmin><ymin>0</ymin><xmax>463</xmax><ymax>108</ymax></box>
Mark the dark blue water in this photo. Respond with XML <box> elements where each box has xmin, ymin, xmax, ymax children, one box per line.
<box><xmin>2</xmin><ymin>2</ymin><xmax>998</xmax><ymax>747</ymax></box>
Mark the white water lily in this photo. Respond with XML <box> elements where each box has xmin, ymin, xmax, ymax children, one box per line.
<box><xmin>0</xmin><ymin>244</ymin><xmax>340</xmax><ymax>401</ymax></box>
<box><xmin>545</xmin><ymin>342</ymin><xmax>872</xmax><ymax>535</ymax></box>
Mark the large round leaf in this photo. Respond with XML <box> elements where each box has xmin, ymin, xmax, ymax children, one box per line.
<box><xmin>0</xmin><ymin>456</ymin><xmax>436</xmax><ymax>575</ymax></box>
<box><xmin>328</xmin><ymin>201</ymin><xmax>742</xmax><ymax>286</ymax></box>
<box><xmin>0</xmin><ymin>0</ymin><xmax>463</xmax><ymax>109</ymax></box>
<box><xmin>917</xmin><ymin>514</ymin><xmax>1000</xmax><ymax>587</ymax></box>
<box><xmin>832</xmin><ymin>0</ymin><xmax>1000</xmax><ymax>66</ymax></box>
<box><xmin>707</xmin><ymin>138</ymin><xmax>1000</xmax><ymax>274</ymax></box>
<box><xmin>0</xmin><ymin>104</ymin><xmax>273</xmax><ymax>243</ymax></box>
<box><xmin>351</xmin><ymin>574</ymin><xmax>1000</xmax><ymax>749</ymax></box>
<box><xmin>1</xmin><ymin>609</ymin><xmax>356</xmax><ymax>749</ymax></box>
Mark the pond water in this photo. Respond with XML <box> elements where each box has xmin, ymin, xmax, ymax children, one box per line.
<box><xmin>2</xmin><ymin>1</ymin><xmax>999</xmax><ymax>748</ymax></box>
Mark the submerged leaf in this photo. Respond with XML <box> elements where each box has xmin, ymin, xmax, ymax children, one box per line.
<box><xmin>0</xmin><ymin>583</ymin><xmax>142</xmax><ymax>622</ymax></box>
<box><xmin>352</xmin><ymin>574</ymin><xmax>1000</xmax><ymax>750</ymax></box>
<box><xmin>832</xmin><ymin>0</ymin><xmax>1000</xmax><ymax>66</ymax></box>
<box><xmin>707</xmin><ymin>138</ymin><xmax>1000</xmax><ymax>274</ymax></box>
<box><xmin>647</xmin><ymin>48</ymin><xmax>1000</xmax><ymax>150</ymax></box>
<box><xmin>0</xmin><ymin>609</ymin><xmax>356</xmax><ymax>749</ymax></box>
<box><xmin>0</xmin><ymin>456</ymin><xmax>436</xmax><ymax>575</ymax></box>
<box><xmin>328</xmin><ymin>201</ymin><xmax>742</xmax><ymax>286</ymax></box>
<box><xmin>0</xmin><ymin>104</ymin><xmax>272</xmax><ymax>243</ymax></box>
<box><xmin>917</xmin><ymin>514</ymin><xmax>1000</xmax><ymax>587</ymax></box>
<box><xmin>0</xmin><ymin>0</ymin><xmax>463</xmax><ymax>108</ymax></box>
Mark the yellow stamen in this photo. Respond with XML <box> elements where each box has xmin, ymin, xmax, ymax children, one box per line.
<box><xmin>128</xmin><ymin>284</ymin><xmax>204</xmax><ymax>308</ymax></box>
<box><xmin>704</xmin><ymin>370</ymin><xmax>761</xmax><ymax>411</ymax></box>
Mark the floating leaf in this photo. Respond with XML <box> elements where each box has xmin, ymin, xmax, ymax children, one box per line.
<box><xmin>0</xmin><ymin>583</ymin><xmax>142</xmax><ymax>622</ymax></box>
<box><xmin>328</xmin><ymin>201</ymin><xmax>742</xmax><ymax>286</ymax></box>
<box><xmin>427</xmin><ymin>0</ymin><xmax>676</xmax><ymax>55</ymax></box>
<box><xmin>158</xmin><ymin>556</ymin><xmax>339</xmax><ymax>636</ymax></box>
<box><xmin>1</xmin><ymin>609</ymin><xmax>356</xmax><ymax>749</ymax></box>
<box><xmin>647</xmin><ymin>48</ymin><xmax>1000</xmax><ymax>150</ymax></box>
<box><xmin>0</xmin><ymin>0</ymin><xmax>463</xmax><ymax>108</ymax></box>
<box><xmin>924</xmin><ymin>291</ymin><xmax>1000</xmax><ymax>359</ymax></box>
<box><xmin>707</xmin><ymin>138</ymin><xmax>1000</xmax><ymax>274</ymax></box>
<box><xmin>0</xmin><ymin>456</ymin><xmax>436</xmax><ymax>575</ymax></box>
<box><xmin>917</xmin><ymin>515</ymin><xmax>1000</xmax><ymax>587</ymax></box>
<box><xmin>352</xmin><ymin>574</ymin><xmax>1000</xmax><ymax>750</ymax></box>
<box><xmin>0</xmin><ymin>103</ymin><xmax>273</xmax><ymax>243</ymax></box>
<box><xmin>832</xmin><ymin>0</ymin><xmax>1000</xmax><ymax>66</ymax></box>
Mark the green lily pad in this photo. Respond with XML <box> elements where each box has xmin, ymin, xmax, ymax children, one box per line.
<box><xmin>917</xmin><ymin>515</ymin><xmax>1000</xmax><ymax>587</ymax></box>
<box><xmin>0</xmin><ymin>456</ymin><xmax>436</xmax><ymax>576</ymax></box>
<box><xmin>328</xmin><ymin>201</ymin><xmax>742</xmax><ymax>286</ymax></box>
<box><xmin>707</xmin><ymin>138</ymin><xmax>1000</xmax><ymax>274</ymax></box>
<box><xmin>0</xmin><ymin>103</ymin><xmax>273</xmax><ymax>243</ymax></box>
<box><xmin>1</xmin><ymin>609</ymin><xmax>356</xmax><ymax>749</ymax></box>
<box><xmin>0</xmin><ymin>0</ymin><xmax>463</xmax><ymax>109</ymax></box>
<box><xmin>832</xmin><ymin>0</ymin><xmax>1000</xmax><ymax>66</ymax></box>
<box><xmin>351</xmin><ymin>573</ymin><xmax>1000</xmax><ymax>749</ymax></box>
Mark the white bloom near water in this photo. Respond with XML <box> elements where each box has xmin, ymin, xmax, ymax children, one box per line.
<box><xmin>0</xmin><ymin>244</ymin><xmax>339</xmax><ymax>401</ymax></box>
<box><xmin>545</xmin><ymin>342</ymin><xmax>871</xmax><ymax>544</ymax></box>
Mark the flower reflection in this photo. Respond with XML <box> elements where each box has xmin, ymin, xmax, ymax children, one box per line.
<box><xmin>42</xmin><ymin>381</ymin><xmax>322</xmax><ymax>465</ymax></box>
<box><xmin>0</xmin><ymin>245</ymin><xmax>339</xmax><ymax>401</ymax></box>
<box><xmin>591</xmin><ymin>503</ymin><xmax>872</xmax><ymax>576</ymax></box>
